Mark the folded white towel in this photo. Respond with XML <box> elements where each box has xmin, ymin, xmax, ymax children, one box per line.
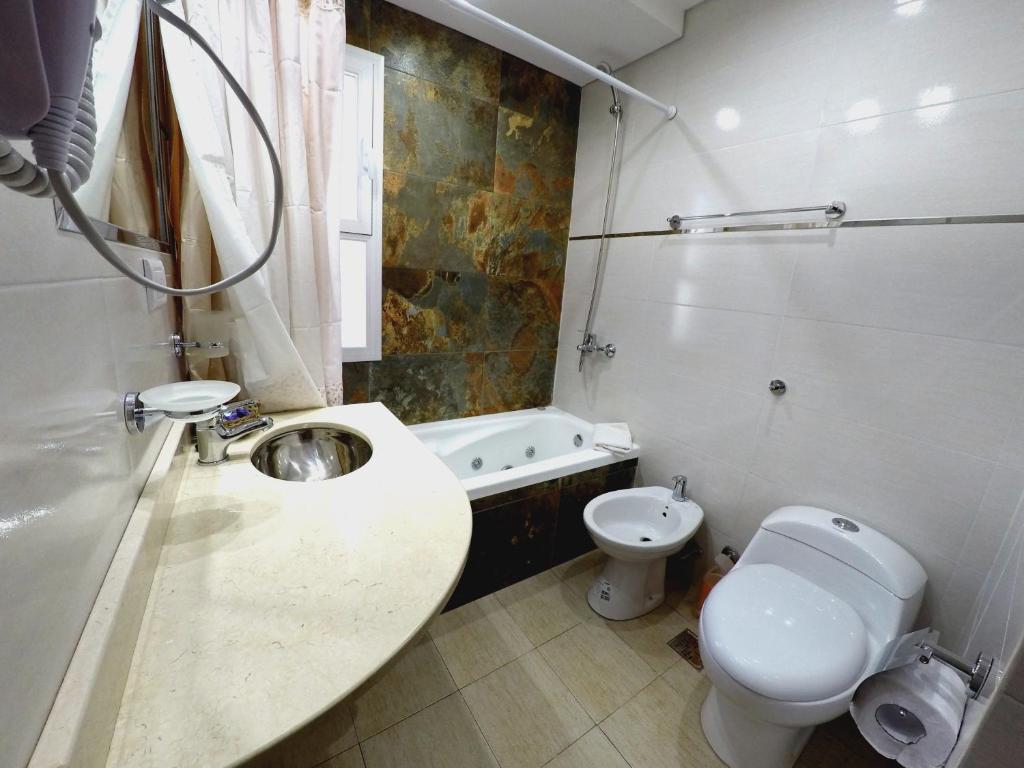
<box><xmin>593</xmin><ymin>422</ymin><xmax>633</xmax><ymax>454</ymax></box>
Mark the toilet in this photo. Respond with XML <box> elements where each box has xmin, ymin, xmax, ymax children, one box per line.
<box><xmin>583</xmin><ymin>486</ymin><xmax>703</xmax><ymax>620</ymax></box>
<box><xmin>698</xmin><ymin>506</ymin><xmax>927</xmax><ymax>768</ymax></box>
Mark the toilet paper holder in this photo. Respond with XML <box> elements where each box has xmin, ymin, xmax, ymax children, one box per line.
<box><xmin>916</xmin><ymin>642</ymin><xmax>993</xmax><ymax>699</ymax></box>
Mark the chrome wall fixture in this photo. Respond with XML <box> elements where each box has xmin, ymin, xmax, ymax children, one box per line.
<box><xmin>916</xmin><ymin>642</ymin><xmax>993</xmax><ymax>699</ymax></box>
<box><xmin>571</xmin><ymin>211</ymin><xmax>1024</xmax><ymax>241</ymax></box>
<box><xmin>667</xmin><ymin>201</ymin><xmax>847</xmax><ymax>232</ymax></box>
<box><xmin>167</xmin><ymin>332</ymin><xmax>225</xmax><ymax>358</ymax></box>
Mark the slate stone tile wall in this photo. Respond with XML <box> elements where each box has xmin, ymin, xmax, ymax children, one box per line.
<box><xmin>344</xmin><ymin>0</ymin><xmax>580</xmax><ymax>424</ymax></box>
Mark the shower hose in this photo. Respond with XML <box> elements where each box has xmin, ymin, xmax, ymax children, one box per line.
<box><xmin>0</xmin><ymin>0</ymin><xmax>282</xmax><ymax>297</ymax></box>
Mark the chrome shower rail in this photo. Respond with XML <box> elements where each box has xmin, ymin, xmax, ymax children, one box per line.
<box><xmin>666</xmin><ymin>201</ymin><xmax>847</xmax><ymax>231</ymax></box>
<box><xmin>569</xmin><ymin>212</ymin><xmax>1024</xmax><ymax>241</ymax></box>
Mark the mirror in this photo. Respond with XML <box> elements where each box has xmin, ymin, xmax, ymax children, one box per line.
<box><xmin>55</xmin><ymin>1</ymin><xmax>173</xmax><ymax>254</ymax></box>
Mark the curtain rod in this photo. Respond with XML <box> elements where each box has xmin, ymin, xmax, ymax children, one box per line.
<box><xmin>440</xmin><ymin>0</ymin><xmax>678</xmax><ymax>119</ymax></box>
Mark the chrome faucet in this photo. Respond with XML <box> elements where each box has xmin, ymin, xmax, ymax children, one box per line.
<box><xmin>195</xmin><ymin>399</ymin><xmax>274</xmax><ymax>465</ymax></box>
<box><xmin>671</xmin><ymin>474</ymin><xmax>688</xmax><ymax>502</ymax></box>
<box><xmin>576</xmin><ymin>332</ymin><xmax>616</xmax><ymax>359</ymax></box>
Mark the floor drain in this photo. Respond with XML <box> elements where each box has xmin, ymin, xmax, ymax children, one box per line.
<box><xmin>668</xmin><ymin>628</ymin><xmax>703</xmax><ymax>671</ymax></box>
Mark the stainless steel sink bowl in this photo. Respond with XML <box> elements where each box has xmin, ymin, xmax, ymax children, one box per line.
<box><xmin>251</xmin><ymin>427</ymin><xmax>373</xmax><ymax>482</ymax></box>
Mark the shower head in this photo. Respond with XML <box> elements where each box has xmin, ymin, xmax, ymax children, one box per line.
<box><xmin>597</xmin><ymin>61</ymin><xmax>622</xmax><ymax>115</ymax></box>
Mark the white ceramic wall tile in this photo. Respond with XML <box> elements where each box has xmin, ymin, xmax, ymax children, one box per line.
<box><xmin>787</xmin><ymin>226</ymin><xmax>1024</xmax><ymax>345</ymax></box>
<box><xmin>0</xmin><ymin>189</ymin><xmax>148</xmax><ymax>287</ymax></box>
<box><xmin>631</xmin><ymin>369</ymin><xmax>765</xmax><ymax>470</ymax></box>
<box><xmin>675</xmin><ymin>0</ymin><xmax>841</xmax><ymax>69</ymax></box>
<box><xmin>558</xmin><ymin>0</ymin><xmax>1024</xmax><ymax>722</ymax></box>
<box><xmin>667</xmin><ymin>32</ymin><xmax>831</xmax><ymax>154</ymax></box>
<box><xmin>958</xmin><ymin>692</ymin><xmax>1024</xmax><ymax>768</ymax></box>
<box><xmin>562</xmin><ymin>240</ymin><xmax>599</xmax><ymax>297</ymax></box>
<box><xmin>631</xmin><ymin>430</ymin><xmax>748</xmax><ymax>537</ymax></box>
<box><xmin>643</xmin><ymin>302</ymin><xmax>781</xmax><ymax>395</ymax></box>
<box><xmin>773</xmin><ymin>317</ymin><xmax>1024</xmax><ymax>460</ymax></box>
<box><xmin>812</xmin><ymin>89</ymin><xmax>1024</xmax><ymax>219</ymax></box>
<box><xmin>751</xmin><ymin>403</ymin><xmax>993</xmax><ymax>562</ymax></box>
<box><xmin>594</xmin><ymin>239</ymin><xmax>655</xmax><ymax>302</ymax></box>
<box><xmin>0</xmin><ymin>238</ymin><xmax>177</xmax><ymax>766</ymax></box>
<box><xmin>824</xmin><ymin>0</ymin><xmax>1024</xmax><ymax>126</ymax></box>
<box><xmin>614</xmin><ymin>128</ymin><xmax>821</xmax><ymax>235</ymax></box>
<box><xmin>647</xmin><ymin>231</ymin><xmax>807</xmax><ymax>315</ymax></box>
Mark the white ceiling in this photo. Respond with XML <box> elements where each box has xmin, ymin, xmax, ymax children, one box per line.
<box><xmin>387</xmin><ymin>0</ymin><xmax>702</xmax><ymax>85</ymax></box>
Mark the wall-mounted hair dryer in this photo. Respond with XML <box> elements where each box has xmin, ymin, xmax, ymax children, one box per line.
<box><xmin>0</xmin><ymin>0</ymin><xmax>282</xmax><ymax>297</ymax></box>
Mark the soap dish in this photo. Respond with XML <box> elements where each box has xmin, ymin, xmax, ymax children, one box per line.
<box><xmin>123</xmin><ymin>380</ymin><xmax>240</xmax><ymax>434</ymax></box>
<box><xmin>139</xmin><ymin>381</ymin><xmax>240</xmax><ymax>421</ymax></box>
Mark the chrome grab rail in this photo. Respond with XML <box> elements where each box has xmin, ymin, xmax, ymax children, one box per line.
<box><xmin>667</xmin><ymin>201</ymin><xmax>846</xmax><ymax>231</ymax></box>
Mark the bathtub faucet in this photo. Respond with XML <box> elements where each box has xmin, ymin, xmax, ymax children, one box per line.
<box><xmin>577</xmin><ymin>332</ymin><xmax>616</xmax><ymax>359</ymax></box>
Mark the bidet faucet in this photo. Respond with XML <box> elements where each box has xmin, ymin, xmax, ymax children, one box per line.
<box><xmin>671</xmin><ymin>474</ymin><xmax>688</xmax><ymax>501</ymax></box>
<box><xmin>195</xmin><ymin>399</ymin><xmax>274</xmax><ymax>465</ymax></box>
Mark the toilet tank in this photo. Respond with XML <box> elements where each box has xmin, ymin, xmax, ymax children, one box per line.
<box><xmin>740</xmin><ymin>506</ymin><xmax>927</xmax><ymax>643</ymax></box>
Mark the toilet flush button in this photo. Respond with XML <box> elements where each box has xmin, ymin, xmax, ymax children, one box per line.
<box><xmin>832</xmin><ymin>517</ymin><xmax>860</xmax><ymax>533</ymax></box>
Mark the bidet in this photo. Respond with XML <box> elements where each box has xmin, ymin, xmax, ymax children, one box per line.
<box><xmin>583</xmin><ymin>485</ymin><xmax>703</xmax><ymax>620</ymax></box>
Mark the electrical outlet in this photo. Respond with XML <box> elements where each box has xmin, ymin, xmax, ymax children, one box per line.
<box><xmin>141</xmin><ymin>257</ymin><xmax>168</xmax><ymax>312</ymax></box>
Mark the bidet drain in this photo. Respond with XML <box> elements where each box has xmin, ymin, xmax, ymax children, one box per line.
<box><xmin>640</xmin><ymin>536</ymin><xmax>652</xmax><ymax>542</ymax></box>
<box><xmin>502</xmin><ymin>465</ymin><xmax>514</xmax><ymax>471</ymax></box>
<box><xmin>471</xmin><ymin>457</ymin><xmax>483</xmax><ymax>470</ymax></box>
<box><xmin>525</xmin><ymin>446</ymin><xmax>535</xmax><ymax>458</ymax></box>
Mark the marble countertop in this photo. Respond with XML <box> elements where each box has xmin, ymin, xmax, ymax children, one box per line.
<box><xmin>105</xmin><ymin>403</ymin><xmax>472</xmax><ymax>767</ymax></box>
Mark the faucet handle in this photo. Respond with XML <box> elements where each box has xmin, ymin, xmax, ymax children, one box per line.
<box><xmin>215</xmin><ymin>399</ymin><xmax>263</xmax><ymax>434</ymax></box>
<box><xmin>671</xmin><ymin>474</ymin><xmax>688</xmax><ymax>500</ymax></box>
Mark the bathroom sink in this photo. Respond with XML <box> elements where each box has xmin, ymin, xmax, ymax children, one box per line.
<box><xmin>251</xmin><ymin>426</ymin><xmax>372</xmax><ymax>482</ymax></box>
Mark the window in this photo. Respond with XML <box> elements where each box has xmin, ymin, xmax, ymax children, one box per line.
<box><xmin>335</xmin><ymin>45</ymin><xmax>383</xmax><ymax>361</ymax></box>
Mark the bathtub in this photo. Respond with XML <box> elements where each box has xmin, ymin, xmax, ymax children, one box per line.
<box><xmin>410</xmin><ymin>406</ymin><xmax>640</xmax><ymax>501</ymax></box>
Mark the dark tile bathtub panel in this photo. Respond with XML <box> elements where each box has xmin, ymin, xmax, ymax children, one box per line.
<box><xmin>446</xmin><ymin>458</ymin><xmax>638</xmax><ymax>611</ymax></box>
<box><xmin>344</xmin><ymin>2</ymin><xmax>580</xmax><ymax>424</ymax></box>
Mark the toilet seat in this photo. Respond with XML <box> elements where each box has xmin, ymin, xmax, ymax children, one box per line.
<box><xmin>702</xmin><ymin>564</ymin><xmax>868</xmax><ymax>702</ymax></box>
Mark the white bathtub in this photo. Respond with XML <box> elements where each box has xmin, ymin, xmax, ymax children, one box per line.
<box><xmin>410</xmin><ymin>407</ymin><xmax>640</xmax><ymax>501</ymax></box>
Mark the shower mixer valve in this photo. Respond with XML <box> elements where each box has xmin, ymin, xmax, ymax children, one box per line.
<box><xmin>577</xmin><ymin>332</ymin><xmax>616</xmax><ymax>359</ymax></box>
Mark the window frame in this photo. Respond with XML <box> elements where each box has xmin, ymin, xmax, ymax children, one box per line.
<box><xmin>337</xmin><ymin>44</ymin><xmax>384</xmax><ymax>363</ymax></box>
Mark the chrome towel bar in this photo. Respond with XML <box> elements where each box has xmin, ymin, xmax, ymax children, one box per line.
<box><xmin>667</xmin><ymin>201</ymin><xmax>847</xmax><ymax>231</ymax></box>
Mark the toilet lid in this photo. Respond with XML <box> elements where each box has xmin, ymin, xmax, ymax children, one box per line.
<box><xmin>702</xmin><ymin>564</ymin><xmax>869</xmax><ymax>702</ymax></box>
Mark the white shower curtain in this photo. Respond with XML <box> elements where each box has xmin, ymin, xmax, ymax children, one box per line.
<box><xmin>160</xmin><ymin>0</ymin><xmax>345</xmax><ymax>410</ymax></box>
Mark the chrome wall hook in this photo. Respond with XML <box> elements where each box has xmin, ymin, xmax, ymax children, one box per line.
<box><xmin>168</xmin><ymin>332</ymin><xmax>226</xmax><ymax>358</ymax></box>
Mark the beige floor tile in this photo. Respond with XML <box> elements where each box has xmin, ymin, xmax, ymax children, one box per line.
<box><xmin>661</xmin><ymin>658</ymin><xmax>710</xmax><ymax>699</ymax></box>
<box><xmin>609</xmin><ymin>603</ymin><xmax>695</xmax><ymax>673</ymax></box>
<box><xmin>429</xmin><ymin>594</ymin><xmax>534</xmax><ymax>687</ymax></box>
<box><xmin>496</xmin><ymin>570</ymin><xmax>593</xmax><ymax>645</ymax></box>
<box><xmin>554</xmin><ymin>550</ymin><xmax>607</xmax><ymax>596</ymax></box>
<box><xmin>462</xmin><ymin>650</ymin><xmax>593</xmax><ymax>768</ymax></box>
<box><xmin>351</xmin><ymin>633</ymin><xmax>457</xmax><ymax>740</ymax></box>
<box><xmin>250</xmin><ymin>700</ymin><xmax>357</xmax><ymax>768</ymax></box>
<box><xmin>545</xmin><ymin>728</ymin><xmax>629</xmax><ymax>768</ymax></box>
<box><xmin>360</xmin><ymin>694</ymin><xmax>498</xmax><ymax>768</ymax></box>
<box><xmin>539</xmin><ymin>622</ymin><xmax>657</xmax><ymax>721</ymax></box>
<box><xmin>319</xmin><ymin>745</ymin><xmax>365</xmax><ymax>768</ymax></box>
<box><xmin>601</xmin><ymin>677</ymin><xmax>722</xmax><ymax>768</ymax></box>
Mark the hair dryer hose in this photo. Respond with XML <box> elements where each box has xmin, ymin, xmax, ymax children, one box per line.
<box><xmin>52</xmin><ymin>0</ymin><xmax>283</xmax><ymax>297</ymax></box>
